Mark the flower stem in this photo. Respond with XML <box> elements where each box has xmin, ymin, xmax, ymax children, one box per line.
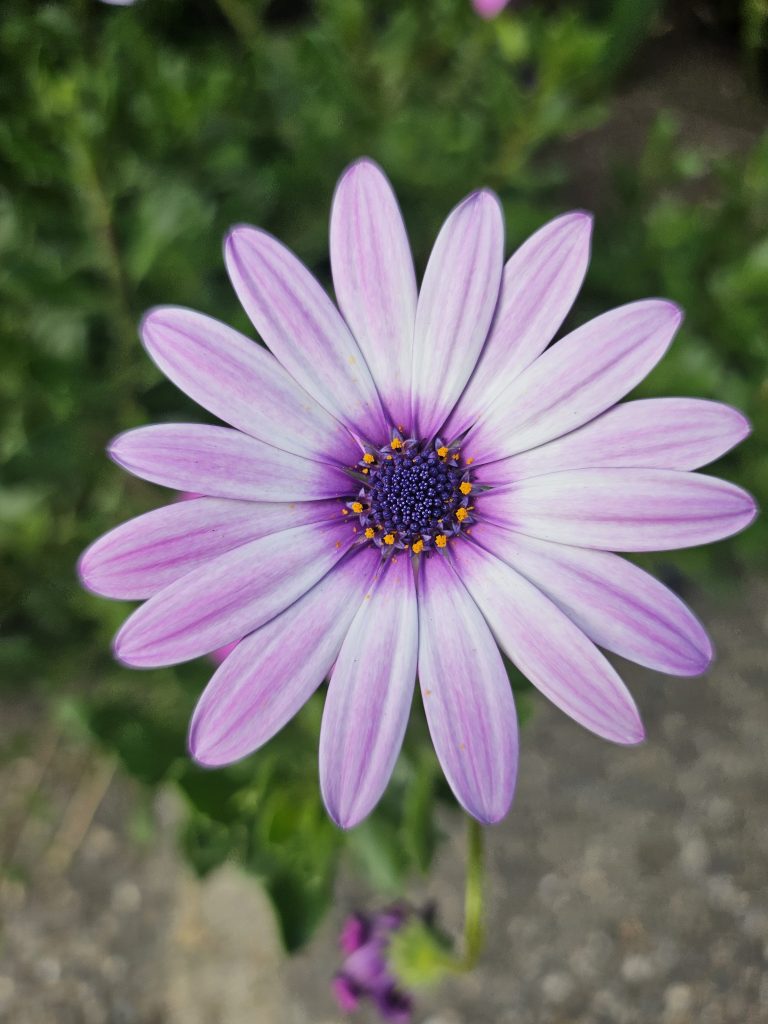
<box><xmin>462</xmin><ymin>816</ymin><xmax>485</xmax><ymax>970</ymax></box>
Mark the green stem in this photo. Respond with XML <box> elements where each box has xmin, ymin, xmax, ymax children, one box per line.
<box><xmin>66</xmin><ymin>129</ymin><xmax>137</xmax><ymax>381</ymax></box>
<box><xmin>462</xmin><ymin>816</ymin><xmax>485</xmax><ymax>970</ymax></box>
<box><xmin>215</xmin><ymin>0</ymin><xmax>264</xmax><ymax>55</ymax></box>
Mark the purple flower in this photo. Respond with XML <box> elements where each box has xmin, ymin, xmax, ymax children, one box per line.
<box><xmin>333</xmin><ymin>909</ymin><xmax>414</xmax><ymax>1021</ymax></box>
<box><xmin>472</xmin><ymin>0</ymin><xmax>514</xmax><ymax>17</ymax></box>
<box><xmin>79</xmin><ymin>158</ymin><xmax>756</xmax><ymax>828</ymax></box>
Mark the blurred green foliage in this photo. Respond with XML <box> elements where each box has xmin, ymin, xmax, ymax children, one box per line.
<box><xmin>1</xmin><ymin>0</ymin><xmax>765</xmax><ymax>947</ymax></box>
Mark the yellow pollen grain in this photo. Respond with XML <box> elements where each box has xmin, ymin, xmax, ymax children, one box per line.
<box><xmin>364</xmin><ymin>527</ymin><xmax>375</xmax><ymax>539</ymax></box>
<box><xmin>456</xmin><ymin>507</ymin><xmax>469</xmax><ymax>522</ymax></box>
<box><xmin>436</xmin><ymin>446</ymin><xmax>448</xmax><ymax>458</ymax></box>
<box><xmin>341</xmin><ymin>508</ymin><xmax>349</xmax><ymax>515</ymax></box>
<box><xmin>335</xmin><ymin>541</ymin><xmax>341</xmax><ymax>549</ymax></box>
<box><xmin>459</xmin><ymin>482</ymin><xmax>472</xmax><ymax>495</ymax></box>
<box><xmin>466</xmin><ymin>457</ymin><xmax>474</xmax><ymax>465</ymax></box>
<box><xmin>435</xmin><ymin>534</ymin><xmax>447</xmax><ymax>548</ymax></box>
<box><xmin>363</xmin><ymin>453</ymin><xmax>375</xmax><ymax>464</ymax></box>
<box><xmin>386</xmin><ymin>454</ymin><xmax>393</xmax><ymax>460</ymax></box>
<box><xmin>412</xmin><ymin>539</ymin><xmax>424</xmax><ymax>554</ymax></box>
<box><xmin>351</xmin><ymin>501</ymin><xmax>364</xmax><ymax>513</ymax></box>
<box><xmin>362</xmin><ymin>468</ymin><xmax>369</xmax><ymax>474</ymax></box>
<box><xmin>452</xmin><ymin>453</ymin><xmax>460</xmax><ymax>461</ymax></box>
<box><xmin>383</xmin><ymin>533</ymin><xmax>395</xmax><ymax>546</ymax></box>
<box><xmin>390</xmin><ymin>437</ymin><xmax>403</xmax><ymax>450</ymax></box>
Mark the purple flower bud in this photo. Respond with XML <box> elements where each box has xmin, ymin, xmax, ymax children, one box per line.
<box><xmin>332</xmin><ymin>907</ymin><xmax>414</xmax><ymax>1022</ymax></box>
<box><xmin>340</xmin><ymin>913</ymin><xmax>369</xmax><ymax>955</ymax></box>
<box><xmin>472</xmin><ymin>0</ymin><xmax>514</xmax><ymax>18</ymax></box>
<box><xmin>331</xmin><ymin>975</ymin><xmax>361</xmax><ymax>1013</ymax></box>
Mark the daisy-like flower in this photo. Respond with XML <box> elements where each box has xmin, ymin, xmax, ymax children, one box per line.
<box><xmin>79</xmin><ymin>158</ymin><xmax>755</xmax><ymax>828</ymax></box>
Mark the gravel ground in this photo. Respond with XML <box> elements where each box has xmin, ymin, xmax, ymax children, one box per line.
<box><xmin>1</xmin><ymin>575</ymin><xmax>766</xmax><ymax>1024</ymax></box>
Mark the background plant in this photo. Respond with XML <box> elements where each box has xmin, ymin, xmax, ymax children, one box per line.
<box><xmin>1</xmin><ymin>0</ymin><xmax>765</xmax><ymax>949</ymax></box>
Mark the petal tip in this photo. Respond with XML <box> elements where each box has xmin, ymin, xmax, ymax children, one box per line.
<box><xmin>338</xmin><ymin>155</ymin><xmax>385</xmax><ymax>185</ymax></box>
<box><xmin>139</xmin><ymin>305</ymin><xmax>181</xmax><ymax>350</ymax></box>
<box><xmin>187</xmin><ymin>726</ymin><xmax>227</xmax><ymax>769</ymax></box>
<box><xmin>223</xmin><ymin>223</ymin><xmax>258</xmax><ymax>262</ymax></box>
<box><xmin>76</xmin><ymin>548</ymin><xmax>97</xmax><ymax>593</ymax></box>
<box><xmin>324</xmin><ymin>801</ymin><xmax>360</xmax><ymax>831</ymax></box>
<box><xmin>562</xmin><ymin>209</ymin><xmax>594</xmax><ymax>233</ymax></box>
<box><xmin>106</xmin><ymin>431</ymin><xmax>128</xmax><ymax>466</ymax></box>
<box><xmin>623</xmin><ymin>719</ymin><xmax>646</xmax><ymax>746</ymax></box>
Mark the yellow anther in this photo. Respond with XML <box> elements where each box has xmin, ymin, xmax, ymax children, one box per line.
<box><xmin>383</xmin><ymin>533</ymin><xmax>396</xmax><ymax>546</ymax></box>
<box><xmin>437</xmin><ymin>446</ymin><xmax>449</xmax><ymax>458</ymax></box>
<box><xmin>386</xmin><ymin>454</ymin><xmax>393</xmax><ymax>460</ymax></box>
<box><xmin>362</xmin><ymin>467</ymin><xmax>369</xmax><ymax>474</ymax></box>
<box><xmin>452</xmin><ymin>453</ymin><xmax>460</xmax><ymax>461</ymax></box>
<box><xmin>412</xmin><ymin>539</ymin><xmax>424</xmax><ymax>554</ymax></box>
<box><xmin>365</xmin><ymin>527</ymin><xmax>375</xmax><ymax>539</ymax></box>
<box><xmin>459</xmin><ymin>482</ymin><xmax>472</xmax><ymax>495</ymax></box>
<box><xmin>456</xmin><ymin>507</ymin><xmax>469</xmax><ymax>523</ymax></box>
<box><xmin>435</xmin><ymin>534</ymin><xmax>447</xmax><ymax>548</ymax></box>
<box><xmin>390</xmin><ymin>437</ymin><xmax>403</xmax><ymax>450</ymax></box>
<box><xmin>363</xmin><ymin>453</ymin><xmax>375</xmax><ymax>464</ymax></box>
<box><xmin>351</xmin><ymin>501</ymin><xmax>364</xmax><ymax>514</ymax></box>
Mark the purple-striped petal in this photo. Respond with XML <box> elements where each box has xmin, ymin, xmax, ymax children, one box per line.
<box><xmin>108</xmin><ymin>424</ymin><xmax>351</xmax><ymax>501</ymax></box>
<box><xmin>330</xmin><ymin>159</ymin><xmax>417</xmax><ymax>428</ymax></box>
<box><xmin>78</xmin><ymin>497</ymin><xmax>339</xmax><ymax>600</ymax></box>
<box><xmin>417</xmin><ymin>553</ymin><xmax>517</xmax><ymax>824</ymax></box>
<box><xmin>320</xmin><ymin>556</ymin><xmax>418</xmax><ymax>828</ymax></box>
<box><xmin>225</xmin><ymin>226</ymin><xmax>388</xmax><ymax>442</ymax></box>
<box><xmin>113</xmin><ymin>519</ymin><xmax>357</xmax><ymax>668</ymax></box>
<box><xmin>472</xmin><ymin>523</ymin><xmax>712</xmax><ymax>675</ymax></box>
<box><xmin>479</xmin><ymin>468</ymin><xmax>757</xmax><ymax>551</ymax></box>
<box><xmin>452</xmin><ymin>540</ymin><xmax>644</xmax><ymax>744</ymax></box>
<box><xmin>411</xmin><ymin>191</ymin><xmax>504</xmax><ymax>440</ymax></box>
<box><xmin>476</xmin><ymin>398</ymin><xmax>751</xmax><ymax>485</ymax></box>
<box><xmin>141</xmin><ymin>307</ymin><xmax>359</xmax><ymax>464</ymax></box>
<box><xmin>445</xmin><ymin>212</ymin><xmax>592</xmax><ymax>437</ymax></box>
<box><xmin>464</xmin><ymin>300</ymin><xmax>682</xmax><ymax>465</ymax></box>
<box><xmin>188</xmin><ymin>546</ymin><xmax>381</xmax><ymax>766</ymax></box>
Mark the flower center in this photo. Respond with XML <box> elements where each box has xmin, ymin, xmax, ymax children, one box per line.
<box><xmin>347</xmin><ymin>435</ymin><xmax>474</xmax><ymax>554</ymax></box>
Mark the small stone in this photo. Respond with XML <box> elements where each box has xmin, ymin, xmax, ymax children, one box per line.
<box><xmin>101</xmin><ymin>955</ymin><xmax>127</xmax><ymax>982</ymax></box>
<box><xmin>679</xmin><ymin>836</ymin><xmax>709</xmax><ymax>875</ymax></box>
<box><xmin>621</xmin><ymin>954</ymin><xmax>655</xmax><ymax>984</ymax></box>
<box><xmin>111</xmin><ymin>880</ymin><xmax>141</xmax><ymax>914</ymax></box>
<box><xmin>664</xmin><ymin>983</ymin><xmax>693</xmax><ymax>1016</ymax></box>
<box><xmin>35</xmin><ymin>957</ymin><xmax>61</xmax><ymax>986</ymax></box>
<box><xmin>707</xmin><ymin>875</ymin><xmax>748</xmax><ymax>915</ymax></box>
<box><xmin>541</xmin><ymin>971</ymin><xmax>575</xmax><ymax>1004</ymax></box>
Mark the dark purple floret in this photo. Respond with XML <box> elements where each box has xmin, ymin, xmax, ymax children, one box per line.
<box><xmin>348</xmin><ymin>435</ymin><xmax>475</xmax><ymax>553</ymax></box>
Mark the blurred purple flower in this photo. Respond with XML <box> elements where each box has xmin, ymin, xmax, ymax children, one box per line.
<box><xmin>80</xmin><ymin>157</ymin><xmax>755</xmax><ymax>829</ymax></box>
<box><xmin>333</xmin><ymin>909</ymin><xmax>414</xmax><ymax>1022</ymax></box>
<box><xmin>472</xmin><ymin>0</ymin><xmax>514</xmax><ymax>18</ymax></box>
